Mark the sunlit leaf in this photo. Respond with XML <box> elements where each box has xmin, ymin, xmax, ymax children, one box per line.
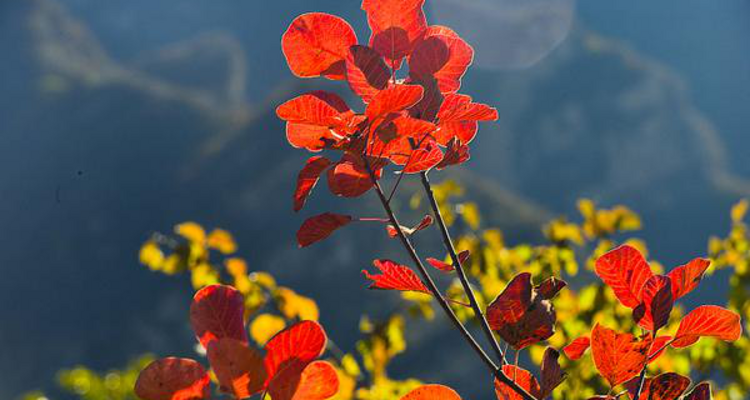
<box><xmin>436</xmin><ymin>138</ymin><xmax>470</xmax><ymax>170</ymax></box>
<box><xmin>175</xmin><ymin>222</ymin><xmax>206</xmax><ymax>244</ymax></box>
<box><xmin>189</xmin><ymin>284</ymin><xmax>247</xmax><ymax>349</ymax></box>
<box><xmin>494</xmin><ymin>365</ymin><xmax>542</xmax><ymax>400</ymax></box>
<box><xmin>387</xmin><ymin>215</ymin><xmax>434</xmax><ymax>238</ymax></box>
<box><xmin>294</xmin><ymin>156</ymin><xmax>333</xmax><ymax>212</ymax></box>
<box><xmin>264</xmin><ymin>320</ymin><xmax>328</xmax><ymax>383</ymax></box>
<box><xmin>207</xmin><ymin>338</ymin><xmax>266</xmax><ymax>398</ymax></box>
<box><xmin>282</xmin><ymin>13</ymin><xmax>358</xmax><ymax>79</ymax></box>
<box><xmin>250</xmin><ymin>314</ymin><xmax>287</xmax><ymax>346</ymax></box>
<box><xmin>402</xmin><ymin>140</ymin><xmax>443</xmax><ymax>174</ymax></box>
<box><xmin>400</xmin><ymin>384</ymin><xmax>462</xmax><ymax>400</ymax></box>
<box><xmin>277</xmin><ymin>91</ymin><xmax>353</xmax><ymax>151</ymax></box>
<box><xmin>671</xmin><ymin>305</ymin><xmax>742</xmax><ymax>348</ymax></box>
<box><xmin>562</xmin><ymin>336</ymin><xmax>590</xmax><ymax>360</ymax></box>
<box><xmin>633</xmin><ymin>275</ymin><xmax>673</xmax><ymax>332</ymax></box>
<box><xmin>345</xmin><ymin>45</ymin><xmax>390</xmax><ymax>103</ymax></box>
<box><xmin>366</xmin><ymin>84</ymin><xmax>424</xmax><ymax>120</ymax></box>
<box><xmin>277</xmin><ymin>287</ymin><xmax>320</xmax><ymax>322</ymax></box>
<box><xmin>540</xmin><ymin>347</ymin><xmax>566</xmax><ymax>398</ymax></box>
<box><xmin>206</xmin><ymin>229</ymin><xmax>237</xmax><ymax>254</ymax></box>
<box><xmin>666</xmin><ymin>258</ymin><xmax>710</xmax><ymax>301</ymax></box>
<box><xmin>409</xmin><ymin>26</ymin><xmax>473</xmax><ymax>94</ymax></box>
<box><xmin>362</xmin><ymin>259</ymin><xmax>430</xmax><ymax>294</ymax></box>
<box><xmin>683</xmin><ymin>382</ymin><xmax>712</xmax><ymax>400</ymax></box>
<box><xmin>361</xmin><ymin>0</ymin><xmax>427</xmax><ymax>67</ymax></box>
<box><xmin>327</xmin><ymin>156</ymin><xmax>376</xmax><ymax>198</ymax></box>
<box><xmin>591</xmin><ymin>323</ymin><xmax>652</xmax><ymax>387</ymax></box>
<box><xmin>595</xmin><ymin>245</ymin><xmax>654</xmax><ymax>309</ymax></box>
<box><xmin>134</xmin><ymin>358</ymin><xmax>210</xmax><ymax>400</ymax></box>
<box><xmin>268</xmin><ymin>360</ymin><xmax>340</xmax><ymax>400</ymax></box>
<box><xmin>535</xmin><ymin>277</ymin><xmax>567</xmax><ymax>300</ymax></box>
<box><xmin>297</xmin><ymin>213</ymin><xmax>353</xmax><ymax>247</ymax></box>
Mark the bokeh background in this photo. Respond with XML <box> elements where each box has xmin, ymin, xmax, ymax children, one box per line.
<box><xmin>1</xmin><ymin>0</ymin><xmax>749</xmax><ymax>398</ymax></box>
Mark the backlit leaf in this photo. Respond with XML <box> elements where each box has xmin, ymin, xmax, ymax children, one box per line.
<box><xmin>207</xmin><ymin>338</ymin><xmax>266</xmax><ymax>398</ymax></box>
<box><xmin>277</xmin><ymin>91</ymin><xmax>353</xmax><ymax>151</ymax></box>
<box><xmin>294</xmin><ymin>156</ymin><xmax>333</xmax><ymax>212</ymax></box>
<box><xmin>277</xmin><ymin>287</ymin><xmax>320</xmax><ymax>322</ymax></box>
<box><xmin>297</xmin><ymin>213</ymin><xmax>353</xmax><ymax>247</ymax></box>
<box><xmin>401</xmin><ymin>384</ymin><xmax>462</xmax><ymax>400</ymax></box>
<box><xmin>409</xmin><ymin>26</ymin><xmax>473</xmax><ymax>94</ymax></box>
<box><xmin>436</xmin><ymin>138</ymin><xmax>470</xmax><ymax>170</ymax></box>
<box><xmin>591</xmin><ymin>323</ymin><xmax>652</xmax><ymax>387</ymax></box>
<box><xmin>595</xmin><ymin>245</ymin><xmax>654</xmax><ymax>309</ymax></box>
<box><xmin>648</xmin><ymin>335</ymin><xmax>672</xmax><ymax>363</ymax></box>
<box><xmin>135</xmin><ymin>358</ymin><xmax>210</xmax><ymax>400</ymax></box>
<box><xmin>327</xmin><ymin>156</ymin><xmax>375</xmax><ymax>198</ymax></box>
<box><xmin>633</xmin><ymin>275</ymin><xmax>673</xmax><ymax>332</ymax></box>
<box><xmin>536</xmin><ymin>277</ymin><xmax>567</xmax><ymax>300</ymax></box>
<box><xmin>683</xmin><ymin>382</ymin><xmax>712</xmax><ymax>400</ymax></box>
<box><xmin>176</xmin><ymin>222</ymin><xmax>206</xmax><ymax>244</ymax></box>
<box><xmin>345</xmin><ymin>45</ymin><xmax>390</xmax><ymax>103</ymax></box>
<box><xmin>268</xmin><ymin>360</ymin><xmax>340</xmax><ymax>400</ymax></box>
<box><xmin>362</xmin><ymin>259</ymin><xmax>430</xmax><ymax>294</ymax></box>
<box><xmin>402</xmin><ymin>140</ymin><xmax>443</xmax><ymax>174</ymax></box>
<box><xmin>282</xmin><ymin>13</ymin><xmax>358</xmax><ymax>79</ymax></box>
<box><xmin>366</xmin><ymin>84</ymin><xmax>424</xmax><ymax>120</ymax></box>
<box><xmin>387</xmin><ymin>215</ymin><xmax>434</xmax><ymax>238</ymax></box>
<box><xmin>540</xmin><ymin>347</ymin><xmax>566</xmax><ymax>398</ymax></box>
<box><xmin>487</xmin><ymin>273</ymin><xmax>533</xmax><ymax>325</ymax></box>
<box><xmin>494</xmin><ymin>365</ymin><xmax>542</xmax><ymax>400</ymax></box>
<box><xmin>426</xmin><ymin>250</ymin><xmax>469</xmax><ymax>273</ymax></box>
<box><xmin>189</xmin><ymin>284</ymin><xmax>247</xmax><ymax>349</ymax></box>
<box><xmin>264</xmin><ymin>320</ymin><xmax>328</xmax><ymax>383</ymax></box>
<box><xmin>362</xmin><ymin>0</ymin><xmax>427</xmax><ymax>67</ymax></box>
<box><xmin>646</xmin><ymin>373</ymin><xmax>691</xmax><ymax>400</ymax></box>
<box><xmin>667</xmin><ymin>258</ymin><xmax>710</xmax><ymax>301</ymax></box>
<box><xmin>206</xmin><ymin>229</ymin><xmax>237</xmax><ymax>254</ymax></box>
<box><xmin>671</xmin><ymin>305</ymin><xmax>742</xmax><ymax>348</ymax></box>
<box><xmin>563</xmin><ymin>336</ymin><xmax>590</xmax><ymax>360</ymax></box>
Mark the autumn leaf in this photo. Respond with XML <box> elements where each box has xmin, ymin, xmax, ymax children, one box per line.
<box><xmin>595</xmin><ymin>245</ymin><xmax>654</xmax><ymax>309</ymax></box>
<box><xmin>436</xmin><ymin>138</ymin><xmax>470</xmax><ymax>170</ymax></box>
<box><xmin>206</xmin><ymin>229</ymin><xmax>237</xmax><ymax>254</ymax></box>
<box><xmin>667</xmin><ymin>258</ymin><xmax>711</xmax><ymax>301</ymax></box>
<box><xmin>135</xmin><ymin>358</ymin><xmax>210</xmax><ymax>400</ymax></box>
<box><xmin>189</xmin><ymin>284</ymin><xmax>247</xmax><ymax>349</ymax></box>
<box><xmin>426</xmin><ymin>249</ymin><xmax>469</xmax><ymax>273</ymax></box>
<box><xmin>409</xmin><ymin>26</ymin><xmax>474</xmax><ymax>94</ymax></box>
<box><xmin>207</xmin><ymin>338</ymin><xmax>266</xmax><ymax>399</ymax></box>
<box><xmin>327</xmin><ymin>155</ymin><xmax>376</xmax><ymax>198</ymax></box>
<box><xmin>387</xmin><ymin>215</ymin><xmax>434</xmax><ymax>238</ymax></box>
<box><xmin>276</xmin><ymin>91</ymin><xmax>353</xmax><ymax>151</ymax></box>
<box><xmin>591</xmin><ymin>323</ymin><xmax>652</xmax><ymax>387</ymax></box>
<box><xmin>535</xmin><ymin>277</ymin><xmax>567</xmax><ymax>300</ymax></box>
<box><xmin>402</xmin><ymin>140</ymin><xmax>443</xmax><ymax>174</ymax></box>
<box><xmin>264</xmin><ymin>320</ymin><xmax>328</xmax><ymax>383</ymax></box>
<box><xmin>563</xmin><ymin>336</ymin><xmax>591</xmax><ymax>360</ymax></box>
<box><xmin>540</xmin><ymin>347</ymin><xmax>566</xmax><ymax>399</ymax></box>
<box><xmin>361</xmin><ymin>0</ymin><xmax>427</xmax><ymax>67</ymax></box>
<box><xmin>625</xmin><ymin>372</ymin><xmax>690</xmax><ymax>400</ymax></box>
<box><xmin>294</xmin><ymin>156</ymin><xmax>333</xmax><ymax>211</ymax></box>
<box><xmin>434</xmin><ymin>94</ymin><xmax>497</xmax><ymax>145</ymax></box>
<box><xmin>648</xmin><ymin>335</ymin><xmax>672</xmax><ymax>363</ymax></box>
<box><xmin>297</xmin><ymin>213</ymin><xmax>353</xmax><ymax>247</ymax></box>
<box><xmin>345</xmin><ymin>45</ymin><xmax>390</xmax><ymax>102</ymax></box>
<box><xmin>633</xmin><ymin>275</ymin><xmax>673</xmax><ymax>332</ymax></box>
<box><xmin>683</xmin><ymin>382</ymin><xmax>712</xmax><ymax>400</ymax></box>
<box><xmin>267</xmin><ymin>360</ymin><xmax>340</xmax><ymax>400</ymax></box>
<box><xmin>671</xmin><ymin>305</ymin><xmax>742</xmax><ymax>348</ymax></box>
<box><xmin>282</xmin><ymin>13</ymin><xmax>358</xmax><ymax>79</ymax></box>
<box><xmin>494</xmin><ymin>365</ymin><xmax>542</xmax><ymax>400</ymax></box>
<box><xmin>362</xmin><ymin>259</ymin><xmax>430</xmax><ymax>294</ymax></box>
<box><xmin>366</xmin><ymin>84</ymin><xmax>424</xmax><ymax>120</ymax></box>
<box><xmin>401</xmin><ymin>384</ymin><xmax>463</xmax><ymax>400</ymax></box>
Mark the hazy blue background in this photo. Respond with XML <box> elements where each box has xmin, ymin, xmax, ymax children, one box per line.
<box><xmin>0</xmin><ymin>0</ymin><xmax>748</xmax><ymax>398</ymax></box>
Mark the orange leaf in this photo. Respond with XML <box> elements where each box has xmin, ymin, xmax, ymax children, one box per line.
<box><xmin>683</xmin><ymin>382</ymin><xmax>711</xmax><ymax>400</ymax></box>
<box><xmin>595</xmin><ymin>245</ymin><xmax>654</xmax><ymax>309</ymax></box>
<box><xmin>540</xmin><ymin>347</ymin><xmax>566</xmax><ymax>398</ymax></box>
<box><xmin>494</xmin><ymin>365</ymin><xmax>542</xmax><ymax>400</ymax></box>
<box><xmin>277</xmin><ymin>91</ymin><xmax>352</xmax><ymax>151</ymax></box>
<box><xmin>297</xmin><ymin>213</ymin><xmax>353</xmax><ymax>247</ymax></box>
<box><xmin>401</xmin><ymin>384</ymin><xmax>462</xmax><ymax>400</ymax></box>
<box><xmin>671</xmin><ymin>305</ymin><xmax>742</xmax><ymax>348</ymax></box>
<box><xmin>189</xmin><ymin>284</ymin><xmax>247</xmax><ymax>349</ymax></box>
<box><xmin>633</xmin><ymin>275</ymin><xmax>673</xmax><ymax>332</ymax></box>
<box><xmin>409</xmin><ymin>26</ymin><xmax>474</xmax><ymax>94</ymax></box>
<box><xmin>345</xmin><ymin>45</ymin><xmax>390</xmax><ymax>103</ymax></box>
<box><xmin>362</xmin><ymin>259</ymin><xmax>430</xmax><ymax>294</ymax></box>
<box><xmin>264</xmin><ymin>320</ymin><xmax>328</xmax><ymax>383</ymax></box>
<box><xmin>563</xmin><ymin>336</ymin><xmax>590</xmax><ymax>360</ymax></box>
<box><xmin>437</xmin><ymin>94</ymin><xmax>498</xmax><ymax>123</ymax></box>
<box><xmin>436</xmin><ymin>138</ymin><xmax>470</xmax><ymax>170</ymax></box>
<box><xmin>367</xmin><ymin>115</ymin><xmax>436</xmax><ymax>162</ymax></box>
<box><xmin>648</xmin><ymin>335</ymin><xmax>672</xmax><ymax>363</ymax></box>
<box><xmin>402</xmin><ymin>140</ymin><xmax>443</xmax><ymax>174</ymax></box>
<box><xmin>591</xmin><ymin>323</ymin><xmax>652</xmax><ymax>387</ymax></box>
<box><xmin>366</xmin><ymin>84</ymin><xmax>424</xmax><ymax>120</ymax></box>
<box><xmin>268</xmin><ymin>360</ymin><xmax>339</xmax><ymax>400</ymax></box>
<box><xmin>282</xmin><ymin>13</ymin><xmax>357</xmax><ymax>79</ymax></box>
<box><xmin>207</xmin><ymin>338</ymin><xmax>266</xmax><ymax>398</ymax></box>
<box><xmin>362</xmin><ymin>0</ymin><xmax>427</xmax><ymax>67</ymax></box>
<box><xmin>294</xmin><ymin>156</ymin><xmax>333</xmax><ymax>212</ymax></box>
<box><xmin>327</xmin><ymin>156</ymin><xmax>376</xmax><ymax>198</ymax></box>
<box><xmin>667</xmin><ymin>258</ymin><xmax>710</xmax><ymax>301</ymax></box>
<box><xmin>135</xmin><ymin>358</ymin><xmax>210</xmax><ymax>400</ymax></box>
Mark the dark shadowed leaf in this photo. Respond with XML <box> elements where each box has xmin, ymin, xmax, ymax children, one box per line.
<box><xmin>345</xmin><ymin>45</ymin><xmax>390</xmax><ymax>102</ymax></box>
<box><xmin>294</xmin><ymin>156</ymin><xmax>333</xmax><ymax>212</ymax></box>
<box><xmin>135</xmin><ymin>358</ymin><xmax>210</xmax><ymax>400</ymax></box>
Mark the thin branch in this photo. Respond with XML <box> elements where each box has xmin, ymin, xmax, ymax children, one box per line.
<box><xmin>632</xmin><ymin>331</ymin><xmax>657</xmax><ymax>400</ymax></box>
<box><xmin>361</xmin><ymin>160</ymin><xmax>537</xmax><ymax>400</ymax></box>
<box><xmin>419</xmin><ymin>171</ymin><xmax>507</xmax><ymax>365</ymax></box>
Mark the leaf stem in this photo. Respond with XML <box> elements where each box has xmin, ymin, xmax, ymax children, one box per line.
<box><xmin>361</xmin><ymin>160</ymin><xmax>537</xmax><ymax>400</ymax></box>
<box><xmin>419</xmin><ymin>171</ymin><xmax>508</xmax><ymax>365</ymax></box>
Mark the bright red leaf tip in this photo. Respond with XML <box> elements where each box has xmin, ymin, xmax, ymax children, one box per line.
<box><xmin>494</xmin><ymin>365</ymin><xmax>542</xmax><ymax>400</ymax></box>
<box><xmin>667</xmin><ymin>258</ymin><xmax>711</xmax><ymax>301</ymax></box>
<box><xmin>345</xmin><ymin>45</ymin><xmax>390</xmax><ymax>103</ymax></box>
<box><xmin>327</xmin><ymin>155</ymin><xmax>376</xmax><ymax>198</ymax></box>
<box><xmin>189</xmin><ymin>284</ymin><xmax>247</xmax><ymax>350</ymax></box>
<box><xmin>276</xmin><ymin>91</ymin><xmax>353</xmax><ymax>151</ymax></box>
<box><xmin>683</xmin><ymin>382</ymin><xmax>712</xmax><ymax>400</ymax></box>
<box><xmin>671</xmin><ymin>305</ymin><xmax>742</xmax><ymax>348</ymax></box>
<box><xmin>267</xmin><ymin>360</ymin><xmax>340</xmax><ymax>400</ymax></box>
<box><xmin>436</xmin><ymin>138</ymin><xmax>470</xmax><ymax>170</ymax></box>
<box><xmin>426</xmin><ymin>249</ymin><xmax>469</xmax><ymax>273</ymax></box>
<box><xmin>282</xmin><ymin>13</ymin><xmax>358</xmax><ymax>79</ymax></box>
<box><xmin>540</xmin><ymin>347</ymin><xmax>566</xmax><ymax>399</ymax></box>
<box><xmin>591</xmin><ymin>323</ymin><xmax>652</xmax><ymax>387</ymax></box>
<box><xmin>563</xmin><ymin>335</ymin><xmax>590</xmax><ymax>360</ymax></box>
<box><xmin>648</xmin><ymin>335</ymin><xmax>672</xmax><ymax>363</ymax></box>
<box><xmin>409</xmin><ymin>26</ymin><xmax>474</xmax><ymax>94</ymax></box>
<box><xmin>402</xmin><ymin>140</ymin><xmax>443</xmax><ymax>174</ymax></box>
<box><xmin>633</xmin><ymin>274</ymin><xmax>673</xmax><ymax>332</ymax></box>
<box><xmin>387</xmin><ymin>215</ymin><xmax>434</xmax><ymax>238</ymax></box>
<box><xmin>263</xmin><ymin>320</ymin><xmax>328</xmax><ymax>384</ymax></box>
<box><xmin>297</xmin><ymin>213</ymin><xmax>353</xmax><ymax>247</ymax></box>
<box><xmin>434</xmin><ymin>94</ymin><xmax>497</xmax><ymax>145</ymax></box>
<box><xmin>366</xmin><ymin>84</ymin><xmax>424</xmax><ymax>120</ymax></box>
<box><xmin>401</xmin><ymin>384</ymin><xmax>462</xmax><ymax>400</ymax></box>
<box><xmin>595</xmin><ymin>245</ymin><xmax>654</xmax><ymax>309</ymax></box>
<box><xmin>362</xmin><ymin>259</ymin><xmax>429</xmax><ymax>294</ymax></box>
<box><xmin>294</xmin><ymin>156</ymin><xmax>333</xmax><ymax>212</ymax></box>
<box><xmin>361</xmin><ymin>0</ymin><xmax>427</xmax><ymax>68</ymax></box>
<box><xmin>207</xmin><ymin>338</ymin><xmax>266</xmax><ymax>399</ymax></box>
<box><xmin>135</xmin><ymin>357</ymin><xmax>210</xmax><ymax>400</ymax></box>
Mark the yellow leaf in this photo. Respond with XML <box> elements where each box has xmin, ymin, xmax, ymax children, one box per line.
<box><xmin>207</xmin><ymin>228</ymin><xmax>237</xmax><ymax>254</ymax></box>
<box><xmin>191</xmin><ymin>263</ymin><xmax>219</xmax><ymax>289</ymax></box>
<box><xmin>459</xmin><ymin>202</ymin><xmax>481</xmax><ymax>230</ymax></box>
<box><xmin>225</xmin><ymin>258</ymin><xmax>248</xmax><ymax>277</ymax></box>
<box><xmin>250</xmin><ymin>314</ymin><xmax>286</xmax><ymax>346</ymax></box>
<box><xmin>175</xmin><ymin>222</ymin><xmax>206</xmax><ymax>243</ymax></box>
<box><xmin>277</xmin><ymin>287</ymin><xmax>319</xmax><ymax>321</ymax></box>
<box><xmin>250</xmin><ymin>272</ymin><xmax>277</xmax><ymax>290</ymax></box>
<box><xmin>162</xmin><ymin>254</ymin><xmax>184</xmax><ymax>275</ymax></box>
<box><xmin>139</xmin><ymin>241</ymin><xmax>164</xmax><ymax>271</ymax></box>
<box><xmin>732</xmin><ymin>199</ymin><xmax>749</xmax><ymax>223</ymax></box>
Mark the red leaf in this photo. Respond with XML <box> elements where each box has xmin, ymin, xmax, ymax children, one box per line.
<box><xmin>189</xmin><ymin>284</ymin><xmax>247</xmax><ymax>349</ymax></box>
<box><xmin>671</xmin><ymin>305</ymin><xmax>742</xmax><ymax>348</ymax></box>
<box><xmin>409</xmin><ymin>26</ymin><xmax>474</xmax><ymax>94</ymax></box>
<box><xmin>297</xmin><ymin>213</ymin><xmax>353</xmax><ymax>247</ymax></box>
<box><xmin>591</xmin><ymin>323</ymin><xmax>652</xmax><ymax>387</ymax></box>
<box><xmin>207</xmin><ymin>338</ymin><xmax>266</xmax><ymax>398</ymax></box>
<box><xmin>625</xmin><ymin>373</ymin><xmax>691</xmax><ymax>400</ymax></box>
<box><xmin>402</xmin><ymin>140</ymin><xmax>443</xmax><ymax>174</ymax></box>
<box><xmin>408</xmin><ymin>77</ymin><xmax>444</xmax><ymax>121</ymax></box>
<box><xmin>135</xmin><ymin>358</ymin><xmax>210</xmax><ymax>400</ymax></box>
<box><xmin>294</xmin><ymin>156</ymin><xmax>333</xmax><ymax>212</ymax></box>
<box><xmin>345</xmin><ymin>45</ymin><xmax>390</xmax><ymax>102</ymax></box>
<box><xmin>648</xmin><ymin>335</ymin><xmax>672</xmax><ymax>363</ymax></box>
<box><xmin>540</xmin><ymin>347</ymin><xmax>566</xmax><ymax>398</ymax></box>
<box><xmin>595</xmin><ymin>245</ymin><xmax>654</xmax><ymax>309</ymax></box>
<box><xmin>633</xmin><ymin>275</ymin><xmax>673</xmax><ymax>332</ymax></box>
<box><xmin>264</xmin><ymin>320</ymin><xmax>328</xmax><ymax>384</ymax></box>
<box><xmin>435</xmin><ymin>121</ymin><xmax>478</xmax><ymax>146</ymax></box>
<box><xmin>494</xmin><ymin>365</ymin><xmax>542</xmax><ymax>400</ymax></box>
<box><xmin>387</xmin><ymin>215</ymin><xmax>434</xmax><ymax>238</ymax></box>
<box><xmin>536</xmin><ymin>277</ymin><xmax>567</xmax><ymax>300</ymax></box>
<box><xmin>487</xmin><ymin>273</ymin><xmax>556</xmax><ymax>349</ymax></box>
<box><xmin>667</xmin><ymin>258</ymin><xmax>711</xmax><ymax>301</ymax></box>
<box><xmin>282</xmin><ymin>13</ymin><xmax>358</xmax><ymax>79</ymax></box>
<box><xmin>267</xmin><ymin>360</ymin><xmax>339</xmax><ymax>400</ymax></box>
<box><xmin>563</xmin><ymin>336</ymin><xmax>591</xmax><ymax>360</ymax></box>
<box><xmin>366</xmin><ymin>84</ymin><xmax>424</xmax><ymax>120</ymax></box>
<box><xmin>436</xmin><ymin>138</ymin><xmax>470</xmax><ymax>170</ymax></box>
<box><xmin>327</xmin><ymin>156</ymin><xmax>376</xmax><ymax>198</ymax></box>
<box><xmin>683</xmin><ymin>382</ymin><xmax>712</xmax><ymax>400</ymax></box>
<box><xmin>362</xmin><ymin>259</ymin><xmax>430</xmax><ymax>294</ymax></box>
<box><xmin>368</xmin><ymin>115</ymin><xmax>436</xmax><ymax>161</ymax></box>
<box><xmin>426</xmin><ymin>249</ymin><xmax>469</xmax><ymax>273</ymax></box>
<box><xmin>401</xmin><ymin>384</ymin><xmax>462</xmax><ymax>400</ymax></box>
<box><xmin>277</xmin><ymin>91</ymin><xmax>353</xmax><ymax>151</ymax></box>
<box><xmin>434</xmin><ymin>94</ymin><xmax>496</xmax><ymax>145</ymax></box>
<box><xmin>361</xmin><ymin>0</ymin><xmax>427</xmax><ymax>67</ymax></box>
